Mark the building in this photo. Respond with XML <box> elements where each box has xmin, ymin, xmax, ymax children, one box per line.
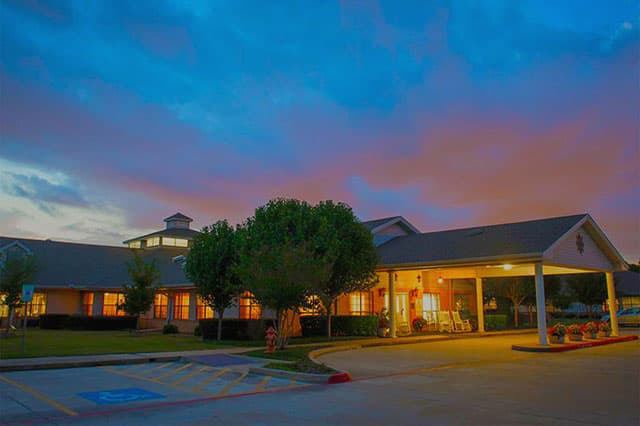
<box><xmin>0</xmin><ymin>212</ymin><xmax>629</xmax><ymax>344</ymax></box>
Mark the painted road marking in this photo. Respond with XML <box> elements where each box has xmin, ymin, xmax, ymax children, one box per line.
<box><xmin>218</xmin><ymin>371</ymin><xmax>249</xmax><ymax>396</ymax></box>
<box><xmin>143</xmin><ymin>362</ymin><xmax>174</xmax><ymax>373</ymax></box>
<box><xmin>0</xmin><ymin>374</ymin><xmax>78</xmax><ymax>417</ymax></box>
<box><xmin>172</xmin><ymin>366</ymin><xmax>209</xmax><ymax>385</ymax></box>
<box><xmin>78</xmin><ymin>388</ymin><xmax>166</xmax><ymax>405</ymax></box>
<box><xmin>255</xmin><ymin>375</ymin><xmax>271</xmax><ymax>392</ymax></box>
<box><xmin>192</xmin><ymin>368</ymin><xmax>230</xmax><ymax>391</ymax></box>
<box><xmin>100</xmin><ymin>366</ymin><xmax>208</xmax><ymax>395</ymax></box>
<box><xmin>156</xmin><ymin>362</ymin><xmax>193</xmax><ymax>380</ymax></box>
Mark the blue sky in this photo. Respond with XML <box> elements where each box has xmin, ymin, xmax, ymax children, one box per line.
<box><xmin>0</xmin><ymin>0</ymin><xmax>638</xmax><ymax>261</ymax></box>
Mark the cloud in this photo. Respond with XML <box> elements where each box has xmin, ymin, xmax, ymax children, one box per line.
<box><xmin>2</xmin><ymin>172</ymin><xmax>89</xmax><ymax>210</ymax></box>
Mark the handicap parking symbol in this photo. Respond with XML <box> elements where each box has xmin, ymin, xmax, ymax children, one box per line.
<box><xmin>78</xmin><ymin>388</ymin><xmax>166</xmax><ymax>405</ymax></box>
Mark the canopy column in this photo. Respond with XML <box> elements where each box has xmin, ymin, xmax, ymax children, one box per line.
<box><xmin>475</xmin><ymin>278</ymin><xmax>485</xmax><ymax>332</ymax></box>
<box><xmin>534</xmin><ymin>263</ymin><xmax>548</xmax><ymax>345</ymax></box>
<box><xmin>388</xmin><ymin>271</ymin><xmax>396</xmax><ymax>338</ymax></box>
<box><xmin>606</xmin><ymin>272</ymin><xmax>619</xmax><ymax>336</ymax></box>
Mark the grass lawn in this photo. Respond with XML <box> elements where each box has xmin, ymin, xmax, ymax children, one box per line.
<box><xmin>0</xmin><ymin>329</ymin><xmax>257</xmax><ymax>359</ymax></box>
<box><xmin>244</xmin><ymin>345</ymin><xmax>336</xmax><ymax>374</ymax></box>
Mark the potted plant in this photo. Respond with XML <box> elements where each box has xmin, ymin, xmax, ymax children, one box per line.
<box><xmin>377</xmin><ymin>308</ymin><xmax>390</xmax><ymax>338</ymax></box>
<box><xmin>547</xmin><ymin>323</ymin><xmax>566</xmax><ymax>344</ymax></box>
<box><xmin>597</xmin><ymin>321</ymin><xmax>611</xmax><ymax>338</ymax></box>
<box><xmin>412</xmin><ymin>317</ymin><xmax>427</xmax><ymax>332</ymax></box>
<box><xmin>567</xmin><ymin>324</ymin><xmax>583</xmax><ymax>342</ymax></box>
<box><xmin>581</xmin><ymin>322</ymin><xmax>598</xmax><ymax>339</ymax></box>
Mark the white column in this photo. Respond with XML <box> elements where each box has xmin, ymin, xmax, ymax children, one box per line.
<box><xmin>534</xmin><ymin>263</ymin><xmax>548</xmax><ymax>345</ymax></box>
<box><xmin>92</xmin><ymin>292</ymin><xmax>104</xmax><ymax>317</ymax></box>
<box><xmin>166</xmin><ymin>291</ymin><xmax>174</xmax><ymax>324</ymax></box>
<box><xmin>188</xmin><ymin>291</ymin><xmax>197</xmax><ymax>321</ymax></box>
<box><xmin>606</xmin><ymin>272</ymin><xmax>619</xmax><ymax>337</ymax></box>
<box><xmin>475</xmin><ymin>278</ymin><xmax>485</xmax><ymax>332</ymax></box>
<box><xmin>388</xmin><ymin>271</ymin><xmax>396</xmax><ymax>338</ymax></box>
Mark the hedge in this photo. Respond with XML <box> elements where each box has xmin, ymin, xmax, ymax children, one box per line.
<box><xmin>68</xmin><ymin>315</ymin><xmax>137</xmax><ymax>330</ymax></box>
<box><xmin>198</xmin><ymin>319</ymin><xmax>274</xmax><ymax>340</ymax></box>
<box><xmin>485</xmin><ymin>314</ymin><xmax>508</xmax><ymax>331</ymax></box>
<box><xmin>39</xmin><ymin>314</ymin><xmax>69</xmax><ymax>329</ymax></box>
<box><xmin>300</xmin><ymin>315</ymin><xmax>377</xmax><ymax>337</ymax></box>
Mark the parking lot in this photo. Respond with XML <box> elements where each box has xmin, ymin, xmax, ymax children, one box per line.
<box><xmin>1</xmin><ymin>355</ymin><xmax>306</xmax><ymax>425</ymax></box>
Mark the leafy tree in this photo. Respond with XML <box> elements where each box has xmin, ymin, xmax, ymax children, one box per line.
<box><xmin>238</xmin><ymin>199</ymin><xmax>330</xmax><ymax>348</ymax></box>
<box><xmin>566</xmin><ymin>273</ymin><xmax>608</xmax><ymax>319</ymax></box>
<box><xmin>483</xmin><ymin>277</ymin><xmax>534</xmax><ymax>327</ymax></box>
<box><xmin>0</xmin><ymin>253</ymin><xmax>36</xmax><ymax>333</ymax></box>
<box><xmin>627</xmin><ymin>262</ymin><xmax>640</xmax><ymax>273</ymax></box>
<box><xmin>121</xmin><ymin>252</ymin><xmax>160</xmax><ymax>329</ymax></box>
<box><xmin>185</xmin><ymin>220</ymin><xmax>241</xmax><ymax>341</ymax></box>
<box><xmin>313</xmin><ymin>201</ymin><xmax>378</xmax><ymax>339</ymax></box>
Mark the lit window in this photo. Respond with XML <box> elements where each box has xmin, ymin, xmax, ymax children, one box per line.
<box><xmin>239</xmin><ymin>291</ymin><xmax>261</xmax><ymax>319</ymax></box>
<box><xmin>0</xmin><ymin>294</ymin><xmax>9</xmax><ymax>318</ymax></box>
<box><xmin>422</xmin><ymin>293</ymin><xmax>440</xmax><ymax>322</ymax></box>
<box><xmin>147</xmin><ymin>237</ymin><xmax>160</xmax><ymax>247</ymax></box>
<box><xmin>175</xmin><ymin>238</ymin><xmax>188</xmax><ymax>247</ymax></box>
<box><xmin>128</xmin><ymin>241</ymin><xmax>141</xmax><ymax>248</ymax></box>
<box><xmin>299</xmin><ymin>295</ymin><xmax>324</xmax><ymax>316</ymax></box>
<box><xmin>349</xmin><ymin>292</ymin><xmax>371</xmax><ymax>316</ymax></box>
<box><xmin>173</xmin><ymin>292</ymin><xmax>190</xmax><ymax>320</ymax></box>
<box><xmin>196</xmin><ymin>296</ymin><xmax>215</xmax><ymax>319</ymax></box>
<box><xmin>162</xmin><ymin>237</ymin><xmax>189</xmax><ymax>247</ymax></box>
<box><xmin>154</xmin><ymin>293</ymin><xmax>168</xmax><ymax>319</ymax></box>
<box><xmin>26</xmin><ymin>293</ymin><xmax>46</xmax><ymax>317</ymax></box>
<box><xmin>103</xmin><ymin>292</ymin><xmax>125</xmax><ymax>316</ymax></box>
<box><xmin>82</xmin><ymin>293</ymin><xmax>94</xmax><ymax>316</ymax></box>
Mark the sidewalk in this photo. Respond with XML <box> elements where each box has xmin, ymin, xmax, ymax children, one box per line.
<box><xmin>0</xmin><ymin>329</ymin><xmax>536</xmax><ymax>372</ymax></box>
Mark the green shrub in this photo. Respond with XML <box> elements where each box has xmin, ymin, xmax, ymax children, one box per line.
<box><xmin>198</xmin><ymin>319</ymin><xmax>272</xmax><ymax>340</ymax></box>
<box><xmin>485</xmin><ymin>314</ymin><xmax>508</xmax><ymax>331</ymax></box>
<box><xmin>300</xmin><ymin>315</ymin><xmax>377</xmax><ymax>337</ymax></box>
<box><xmin>163</xmin><ymin>324</ymin><xmax>179</xmax><ymax>334</ymax></box>
<box><xmin>68</xmin><ymin>315</ymin><xmax>137</xmax><ymax>330</ymax></box>
<box><xmin>39</xmin><ymin>314</ymin><xmax>69</xmax><ymax>329</ymax></box>
<box><xmin>194</xmin><ymin>325</ymin><xmax>201</xmax><ymax>337</ymax></box>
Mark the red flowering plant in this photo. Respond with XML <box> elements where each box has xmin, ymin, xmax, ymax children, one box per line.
<box><xmin>581</xmin><ymin>322</ymin><xmax>598</xmax><ymax>334</ymax></box>
<box><xmin>598</xmin><ymin>322</ymin><xmax>611</xmax><ymax>332</ymax></box>
<box><xmin>566</xmin><ymin>324</ymin><xmax>582</xmax><ymax>335</ymax></box>
<box><xmin>547</xmin><ymin>323</ymin><xmax>566</xmax><ymax>337</ymax></box>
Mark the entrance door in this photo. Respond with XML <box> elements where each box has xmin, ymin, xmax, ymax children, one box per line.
<box><xmin>396</xmin><ymin>293</ymin><xmax>409</xmax><ymax>323</ymax></box>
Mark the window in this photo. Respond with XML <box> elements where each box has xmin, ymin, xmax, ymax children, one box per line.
<box><xmin>239</xmin><ymin>291</ymin><xmax>261</xmax><ymax>319</ymax></box>
<box><xmin>103</xmin><ymin>292</ymin><xmax>125</xmax><ymax>316</ymax></box>
<box><xmin>25</xmin><ymin>293</ymin><xmax>46</xmax><ymax>317</ymax></box>
<box><xmin>173</xmin><ymin>292</ymin><xmax>190</xmax><ymax>320</ymax></box>
<box><xmin>147</xmin><ymin>237</ymin><xmax>160</xmax><ymax>247</ymax></box>
<box><xmin>161</xmin><ymin>237</ymin><xmax>189</xmax><ymax>247</ymax></box>
<box><xmin>422</xmin><ymin>293</ymin><xmax>440</xmax><ymax>322</ymax></box>
<box><xmin>299</xmin><ymin>295</ymin><xmax>324</xmax><ymax>316</ymax></box>
<box><xmin>349</xmin><ymin>292</ymin><xmax>371</xmax><ymax>316</ymax></box>
<box><xmin>0</xmin><ymin>294</ymin><xmax>8</xmax><ymax>318</ymax></box>
<box><xmin>154</xmin><ymin>293</ymin><xmax>168</xmax><ymax>319</ymax></box>
<box><xmin>82</xmin><ymin>293</ymin><xmax>94</xmax><ymax>316</ymax></box>
<box><xmin>196</xmin><ymin>296</ymin><xmax>215</xmax><ymax>319</ymax></box>
<box><xmin>128</xmin><ymin>241</ymin><xmax>141</xmax><ymax>248</ymax></box>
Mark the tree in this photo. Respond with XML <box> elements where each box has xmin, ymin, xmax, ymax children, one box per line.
<box><xmin>237</xmin><ymin>199</ymin><xmax>331</xmax><ymax>348</ymax></box>
<box><xmin>312</xmin><ymin>201</ymin><xmax>378</xmax><ymax>339</ymax></box>
<box><xmin>120</xmin><ymin>252</ymin><xmax>160</xmax><ymax>329</ymax></box>
<box><xmin>0</xmin><ymin>254</ymin><xmax>36</xmax><ymax>334</ymax></box>
<box><xmin>185</xmin><ymin>220</ymin><xmax>241</xmax><ymax>341</ymax></box>
<box><xmin>483</xmin><ymin>277</ymin><xmax>534</xmax><ymax>327</ymax></box>
<box><xmin>566</xmin><ymin>273</ymin><xmax>608</xmax><ymax>319</ymax></box>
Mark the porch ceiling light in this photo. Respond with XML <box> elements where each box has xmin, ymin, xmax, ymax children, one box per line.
<box><xmin>437</xmin><ymin>277</ymin><xmax>444</xmax><ymax>284</ymax></box>
<box><xmin>502</xmin><ymin>264</ymin><xmax>513</xmax><ymax>271</ymax></box>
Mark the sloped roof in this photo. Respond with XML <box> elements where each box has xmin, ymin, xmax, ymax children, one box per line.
<box><xmin>376</xmin><ymin>214</ymin><xmax>588</xmax><ymax>267</ymax></box>
<box><xmin>361</xmin><ymin>216</ymin><xmax>402</xmax><ymax>231</ymax></box>
<box><xmin>164</xmin><ymin>212</ymin><xmax>193</xmax><ymax>222</ymax></box>
<box><xmin>122</xmin><ymin>227</ymin><xmax>200</xmax><ymax>244</ymax></box>
<box><xmin>0</xmin><ymin>237</ymin><xmax>191</xmax><ymax>289</ymax></box>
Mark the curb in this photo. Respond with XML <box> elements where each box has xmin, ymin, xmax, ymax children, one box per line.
<box><xmin>512</xmin><ymin>335</ymin><xmax>638</xmax><ymax>353</ymax></box>
<box><xmin>248</xmin><ymin>365</ymin><xmax>351</xmax><ymax>384</ymax></box>
<box><xmin>0</xmin><ymin>354</ymin><xmax>181</xmax><ymax>373</ymax></box>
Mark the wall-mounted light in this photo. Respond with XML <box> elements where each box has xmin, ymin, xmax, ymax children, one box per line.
<box><xmin>502</xmin><ymin>264</ymin><xmax>513</xmax><ymax>271</ymax></box>
<box><xmin>417</xmin><ymin>275</ymin><xmax>421</xmax><ymax>283</ymax></box>
<box><xmin>410</xmin><ymin>288</ymin><xmax>419</xmax><ymax>298</ymax></box>
<box><xmin>437</xmin><ymin>277</ymin><xmax>444</xmax><ymax>284</ymax></box>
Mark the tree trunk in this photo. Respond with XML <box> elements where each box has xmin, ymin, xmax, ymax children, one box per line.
<box><xmin>217</xmin><ymin>310</ymin><xmax>224</xmax><ymax>341</ymax></box>
<box><xmin>326</xmin><ymin>300</ymin><xmax>334</xmax><ymax>341</ymax></box>
<box><xmin>7</xmin><ymin>307</ymin><xmax>15</xmax><ymax>333</ymax></box>
<box><xmin>513</xmin><ymin>303</ymin><xmax>519</xmax><ymax>327</ymax></box>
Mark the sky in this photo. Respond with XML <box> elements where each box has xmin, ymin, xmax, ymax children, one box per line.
<box><xmin>0</xmin><ymin>0</ymin><xmax>638</xmax><ymax>262</ymax></box>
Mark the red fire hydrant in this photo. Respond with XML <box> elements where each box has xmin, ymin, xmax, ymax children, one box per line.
<box><xmin>265</xmin><ymin>326</ymin><xmax>276</xmax><ymax>354</ymax></box>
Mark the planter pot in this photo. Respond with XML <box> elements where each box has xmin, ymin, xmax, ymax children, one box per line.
<box><xmin>568</xmin><ymin>334</ymin><xmax>582</xmax><ymax>342</ymax></box>
<box><xmin>583</xmin><ymin>332</ymin><xmax>597</xmax><ymax>340</ymax></box>
<box><xmin>548</xmin><ymin>335</ymin><xmax>565</xmax><ymax>344</ymax></box>
<box><xmin>597</xmin><ymin>331</ymin><xmax>610</xmax><ymax>338</ymax></box>
<box><xmin>377</xmin><ymin>327</ymin><xmax>390</xmax><ymax>338</ymax></box>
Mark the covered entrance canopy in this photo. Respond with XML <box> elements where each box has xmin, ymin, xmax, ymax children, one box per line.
<box><xmin>373</xmin><ymin>214</ymin><xmax>628</xmax><ymax>345</ymax></box>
